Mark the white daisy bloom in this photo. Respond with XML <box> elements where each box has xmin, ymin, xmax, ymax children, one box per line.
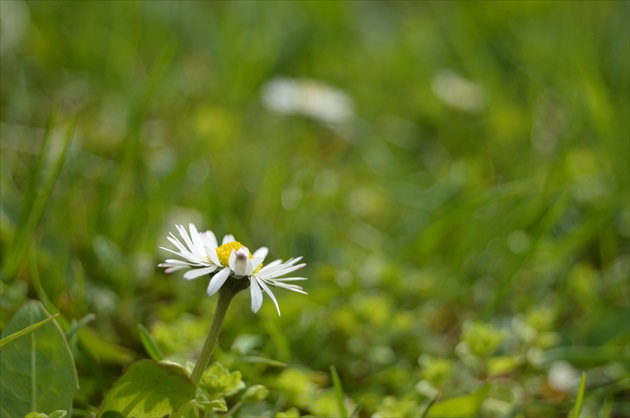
<box><xmin>159</xmin><ymin>224</ymin><xmax>307</xmax><ymax>315</ymax></box>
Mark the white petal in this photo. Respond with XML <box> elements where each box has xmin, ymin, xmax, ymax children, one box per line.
<box><xmin>267</xmin><ymin>277</ymin><xmax>308</xmax><ymax>282</ymax></box>
<box><xmin>159</xmin><ymin>262</ymin><xmax>188</xmax><ymax>269</ymax></box>
<box><xmin>281</xmin><ymin>256</ymin><xmax>303</xmax><ymax>265</ymax></box>
<box><xmin>253</xmin><ymin>247</ymin><xmax>269</xmax><ymax>261</ymax></box>
<box><xmin>233</xmin><ymin>247</ymin><xmax>250</xmax><ymax>277</ymax></box>
<box><xmin>274</xmin><ymin>284</ymin><xmax>307</xmax><ymax>294</ymax></box>
<box><xmin>200</xmin><ymin>231</ymin><xmax>221</xmax><ymax>265</ymax></box>
<box><xmin>260</xmin><ymin>257</ymin><xmax>302</xmax><ymax>273</ymax></box>
<box><xmin>206</xmin><ymin>250</ymin><xmax>220</xmax><ymax>267</ymax></box>
<box><xmin>222</xmin><ymin>234</ymin><xmax>235</xmax><ymax>244</ymax></box>
<box><xmin>250</xmin><ymin>277</ymin><xmax>264</xmax><ymax>313</ymax></box>
<box><xmin>257</xmin><ymin>278</ymin><xmax>281</xmax><ymax>316</ymax></box>
<box><xmin>207</xmin><ymin>267</ymin><xmax>231</xmax><ymax>296</ymax></box>
<box><xmin>188</xmin><ymin>223</ymin><xmax>200</xmax><ymax>243</ymax></box>
<box><xmin>164</xmin><ymin>266</ymin><xmax>187</xmax><ymax>274</ymax></box>
<box><xmin>257</xmin><ymin>259</ymin><xmax>286</xmax><ymax>275</ymax></box>
<box><xmin>167</xmin><ymin>233</ymin><xmax>198</xmax><ymax>262</ymax></box>
<box><xmin>258</xmin><ymin>258</ymin><xmax>282</xmax><ymax>271</ymax></box>
<box><xmin>162</xmin><ymin>259</ymin><xmax>194</xmax><ymax>266</ymax></box>
<box><xmin>159</xmin><ymin>258</ymin><xmax>197</xmax><ymax>268</ymax></box>
<box><xmin>165</xmin><ymin>235</ymin><xmax>191</xmax><ymax>257</ymax></box>
<box><xmin>263</xmin><ymin>263</ymin><xmax>306</xmax><ymax>279</ymax></box>
<box><xmin>201</xmin><ymin>230</ymin><xmax>218</xmax><ymax>249</ymax></box>
<box><xmin>261</xmin><ymin>278</ymin><xmax>308</xmax><ymax>294</ymax></box>
<box><xmin>251</xmin><ymin>247</ymin><xmax>268</xmax><ymax>271</ymax></box>
<box><xmin>228</xmin><ymin>249</ymin><xmax>237</xmax><ymax>269</ymax></box>
<box><xmin>161</xmin><ymin>245</ymin><xmax>198</xmax><ymax>264</ymax></box>
<box><xmin>177</xmin><ymin>225</ymin><xmax>196</xmax><ymax>254</ymax></box>
<box><xmin>251</xmin><ymin>256</ymin><xmax>265</xmax><ymax>271</ymax></box>
<box><xmin>189</xmin><ymin>224</ymin><xmax>207</xmax><ymax>260</ymax></box>
<box><xmin>184</xmin><ymin>266</ymin><xmax>217</xmax><ymax>280</ymax></box>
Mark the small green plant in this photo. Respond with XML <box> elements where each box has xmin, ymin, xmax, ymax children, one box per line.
<box><xmin>90</xmin><ymin>224</ymin><xmax>309</xmax><ymax>416</ymax></box>
<box><xmin>158</xmin><ymin>224</ymin><xmax>307</xmax><ymax>385</ymax></box>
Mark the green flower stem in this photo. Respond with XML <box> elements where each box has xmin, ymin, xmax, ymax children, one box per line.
<box><xmin>190</xmin><ymin>277</ymin><xmax>249</xmax><ymax>386</ymax></box>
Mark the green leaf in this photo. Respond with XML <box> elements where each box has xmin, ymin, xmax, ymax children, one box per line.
<box><xmin>487</xmin><ymin>355</ymin><xmax>522</xmax><ymax>376</ymax></box>
<box><xmin>425</xmin><ymin>385</ymin><xmax>490</xmax><ymax>418</ymax></box>
<box><xmin>78</xmin><ymin>326</ymin><xmax>133</xmax><ymax>365</ymax></box>
<box><xmin>0</xmin><ymin>313</ymin><xmax>59</xmax><ymax>351</ymax></box>
<box><xmin>242</xmin><ymin>384</ymin><xmax>270</xmax><ymax>403</ymax></box>
<box><xmin>199</xmin><ymin>362</ymin><xmax>245</xmax><ymax>399</ymax></box>
<box><xmin>137</xmin><ymin>324</ymin><xmax>164</xmax><ymax>361</ymax></box>
<box><xmin>97</xmin><ymin>360</ymin><xmax>195</xmax><ymax>418</ymax></box>
<box><xmin>330</xmin><ymin>365</ymin><xmax>348</xmax><ymax>418</ymax></box>
<box><xmin>174</xmin><ymin>397</ymin><xmax>228</xmax><ymax>418</ymax></box>
<box><xmin>275</xmin><ymin>407</ymin><xmax>301</xmax><ymax>418</ymax></box>
<box><xmin>0</xmin><ymin>301</ymin><xmax>78</xmax><ymax>418</ymax></box>
<box><xmin>208</xmin><ymin>399</ymin><xmax>228</xmax><ymax>412</ymax></box>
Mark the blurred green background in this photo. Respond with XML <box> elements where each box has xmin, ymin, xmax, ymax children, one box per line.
<box><xmin>1</xmin><ymin>1</ymin><xmax>628</xmax><ymax>416</ymax></box>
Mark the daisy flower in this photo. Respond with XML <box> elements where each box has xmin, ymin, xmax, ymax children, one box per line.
<box><xmin>159</xmin><ymin>224</ymin><xmax>307</xmax><ymax>315</ymax></box>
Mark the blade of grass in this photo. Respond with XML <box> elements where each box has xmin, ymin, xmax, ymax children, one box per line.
<box><xmin>483</xmin><ymin>190</ymin><xmax>572</xmax><ymax>317</ymax></box>
<box><xmin>420</xmin><ymin>394</ymin><xmax>439</xmax><ymax>418</ymax></box>
<box><xmin>571</xmin><ymin>372</ymin><xmax>587</xmax><ymax>418</ymax></box>
<box><xmin>4</xmin><ymin>115</ymin><xmax>75</xmax><ymax>279</ymax></box>
<box><xmin>240</xmin><ymin>356</ymin><xmax>287</xmax><ymax>368</ymax></box>
<box><xmin>0</xmin><ymin>314</ymin><xmax>59</xmax><ymax>351</ymax></box>
<box><xmin>349</xmin><ymin>400</ymin><xmax>363</xmax><ymax>418</ymax></box>
<box><xmin>330</xmin><ymin>365</ymin><xmax>348</xmax><ymax>418</ymax></box>
<box><xmin>28</xmin><ymin>245</ymin><xmax>57</xmax><ymax>316</ymax></box>
<box><xmin>137</xmin><ymin>324</ymin><xmax>164</xmax><ymax>361</ymax></box>
<box><xmin>66</xmin><ymin>313</ymin><xmax>96</xmax><ymax>351</ymax></box>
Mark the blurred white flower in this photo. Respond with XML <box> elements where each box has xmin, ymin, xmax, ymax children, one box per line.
<box><xmin>548</xmin><ymin>360</ymin><xmax>580</xmax><ymax>392</ymax></box>
<box><xmin>432</xmin><ymin>69</ymin><xmax>486</xmax><ymax>112</ymax></box>
<box><xmin>159</xmin><ymin>224</ymin><xmax>307</xmax><ymax>315</ymax></box>
<box><xmin>261</xmin><ymin>77</ymin><xmax>354</xmax><ymax>127</ymax></box>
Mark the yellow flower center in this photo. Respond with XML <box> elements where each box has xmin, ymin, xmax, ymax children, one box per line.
<box><xmin>216</xmin><ymin>241</ymin><xmax>244</xmax><ymax>266</ymax></box>
<box><xmin>215</xmin><ymin>241</ymin><xmax>262</xmax><ymax>273</ymax></box>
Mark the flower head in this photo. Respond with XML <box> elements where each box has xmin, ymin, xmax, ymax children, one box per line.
<box><xmin>159</xmin><ymin>224</ymin><xmax>307</xmax><ymax>315</ymax></box>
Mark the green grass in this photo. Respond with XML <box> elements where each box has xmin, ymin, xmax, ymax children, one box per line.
<box><xmin>1</xmin><ymin>1</ymin><xmax>628</xmax><ymax>416</ymax></box>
